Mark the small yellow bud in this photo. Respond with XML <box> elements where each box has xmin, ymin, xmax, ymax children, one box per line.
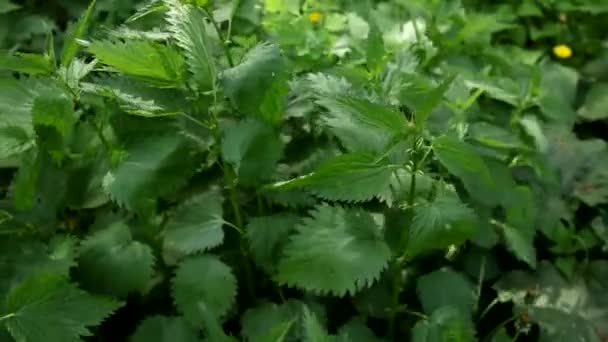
<box><xmin>307</xmin><ymin>11</ymin><xmax>322</xmax><ymax>23</ymax></box>
<box><xmin>553</xmin><ymin>44</ymin><xmax>572</xmax><ymax>59</ymax></box>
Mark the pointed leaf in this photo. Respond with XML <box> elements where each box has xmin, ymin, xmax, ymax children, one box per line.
<box><xmin>163</xmin><ymin>189</ymin><xmax>225</xmax><ymax>256</ymax></box>
<box><xmin>411</xmin><ymin>306</ymin><xmax>476</xmax><ymax>342</ymax></box>
<box><xmin>241</xmin><ymin>300</ymin><xmax>308</xmax><ymax>342</ymax></box>
<box><xmin>32</xmin><ymin>93</ymin><xmax>75</xmax><ymax>138</ymax></box>
<box><xmin>76</xmin><ymin>220</ymin><xmax>156</xmax><ymax>297</ymax></box>
<box><xmin>246</xmin><ymin>213</ymin><xmax>300</xmax><ymax>273</ymax></box>
<box><xmin>221</xmin><ymin>118</ymin><xmax>283</xmax><ymax>186</ymax></box>
<box><xmin>61</xmin><ymin>0</ymin><xmax>97</xmax><ymax>66</ymax></box>
<box><xmin>404</xmin><ymin>191</ymin><xmax>477</xmax><ymax>258</ymax></box>
<box><xmin>88</xmin><ymin>39</ymin><xmax>185</xmax><ymax>87</ymax></box>
<box><xmin>416</xmin><ymin>268</ymin><xmax>476</xmax><ymax>317</ymax></box>
<box><xmin>578</xmin><ymin>83</ymin><xmax>608</xmax><ymax>121</ymax></box>
<box><xmin>172</xmin><ymin>254</ymin><xmax>237</xmax><ymax>325</ymax></box>
<box><xmin>103</xmin><ymin>133</ymin><xmax>197</xmax><ymax>211</ymax></box>
<box><xmin>220</xmin><ymin>42</ymin><xmax>289</xmax><ymax>124</ymax></box>
<box><xmin>276</xmin><ymin>205</ymin><xmax>391</xmax><ymax>296</ymax></box>
<box><xmin>0</xmin><ymin>51</ymin><xmax>53</xmax><ymax>75</ymax></box>
<box><xmin>317</xmin><ymin>95</ymin><xmax>407</xmax><ymax>152</ymax></box>
<box><xmin>433</xmin><ymin>135</ymin><xmax>498</xmax><ymax>204</ymax></box>
<box><xmin>268</xmin><ymin>152</ymin><xmax>397</xmax><ymax>202</ymax></box>
<box><xmin>4</xmin><ymin>273</ymin><xmax>123</xmax><ymax>342</ymax></box>
<box><xmin>165</xmin><ymin>0</ymin><xmax>215</xmax><ymax>90</ymax></box>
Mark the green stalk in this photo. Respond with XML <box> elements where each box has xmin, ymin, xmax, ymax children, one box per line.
<box><xmin>0</xmin><ymin>313</ymin><xmax>15</xmax><ymax>322</ymax></box>
<box><xmin>388</xmin><ymin>141</ymin><xmax>420</xmax><ymax>339</ymax></box>
<box><xmin>202</xmin><ymin>7</ymin><xmax>234</xmax><ymax>67</ymax></box>
<box><xmin>225</xmin><ymin>166</ymin><xmax>255</xmax><ymax>300</ymax></box>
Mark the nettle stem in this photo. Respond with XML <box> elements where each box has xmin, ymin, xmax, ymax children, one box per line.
<box><xmin>388</xmin><ymin>139</ymin><xmax>421</xmax><ymax>339</ymax></box>
<box><xmin>0</xmin><ymin>313</ymin><xmax>16</xmax><ymax>322</ymax></box>
<box><xmin>224</xmin><ymin>165</ymin><xmax>255</xmax><ymax>300</ymax></box>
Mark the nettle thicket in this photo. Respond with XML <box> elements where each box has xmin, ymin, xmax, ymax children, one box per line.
<box><xmin>1</xmin><ymin>0</ymin><xmax>608</xmax><ymax>341</ymax></box>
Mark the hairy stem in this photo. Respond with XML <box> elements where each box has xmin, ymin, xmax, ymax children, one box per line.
<box><xmin>388</xmin><ymin>141</ymin><xmax>420</xmax><ymax>339</ymax></box>
<box><xmin>0</xmin><ymin>313</ymin><xmax>16</xmax><ymax>322</ymax></box>
<box><xmin>202</xmin><ymin>7</ymin><xmax>234</xmax><ymax>67</ymax></box>
<box><xmin>225</xmin><ymin>166</ymin><xmax>255</xmax><ymax>300</ymax></box>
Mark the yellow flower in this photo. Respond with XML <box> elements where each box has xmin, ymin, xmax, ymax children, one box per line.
<box><xmin>308</xmin><ymin>11</ymin><xmax>322</xmax><ymax>23</ymax></box>
<box><xmin>553</xmin><ymin>44</ymin><xmax>572</xmax><ymax>59</ymax></box>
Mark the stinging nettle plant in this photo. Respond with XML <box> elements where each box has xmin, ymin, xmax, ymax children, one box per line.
<box><xmin>2</xmin><ymin>0</ymin><xmax>608</xmax><ymax>341</ymax></box>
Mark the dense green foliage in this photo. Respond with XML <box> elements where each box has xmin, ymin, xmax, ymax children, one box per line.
<box><xmin>1</xmin><ymin>0</ymin><xmax>608</xmax><ymax>341</ymax></box>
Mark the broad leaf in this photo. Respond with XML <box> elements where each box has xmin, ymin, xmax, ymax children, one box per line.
<box><xmin>316</xmin><ymin>95</ymin><xmax>407</xmax><ymax>152</ymax></box>
<box><xmin>32</xmin><ymin>93</ymin><xmax>75</xmax><ymax>138</ymax></box>
<box><xmin>76</xmin><ymin>220</ymin><xmax>156</xmax><ymax>297</ymax></box>
<box><xmin>221</xmin><ymin>118</ymin><xmax>284</xmax><ymax>186</ymax></box>
<box><xmin>501</xmin><ymin>186</ymin><xmax>537</xmax><ymax>268</ymax></box>
<box><xmin>336</xmin><ymin>317</ymin><xmax>382</xmax><ymax>342</ymax></box>
<box><xmin>246</xmin><ymin>213</ymin><xmax>300</xmax><ymax>273</ymax></box>
<box><xmin>411</xmin><ymin>306</ymin><xmax>476</xmax><ymax>342</ymax></box>
<box><xmin>4</xmin><ymin>273</ymin><xmax>122</xmax><ymax>342</ymax></box>
<box><xmin>578</xmin><ymin>83</ymin><xmax>608</xmax><ymax>121</ymax></box>
<box><xmin>0</xmin><ymin>51</ymin><xmax>53</xmax><ymax>75</ymax></box>
<box><xmin>433</xmin><ymin>135</ymin><xmax>498</xmax><ymax>204</ymax></box>
<box><xmin>221</xmin><ymin>42</ymin><xmax>289</xmax><ymax>124</ymax></box>
<box><xmin>172</xmin><ymin>254</ymin><xmax>237</xmax><ymax>325</ymax></box>
<box><xmin>163</xmin><ymin>189</ymin><xmax>225</xmax><ymax>257</ymax></box>
<box><xmin>267</xmin><ymin>152</ymin><xmax>397</xmax><ymax>202</ymax></box>
<box><xmin>241</xmin><ymin>300</ymin><xmax>308</xmax><ymax>342</ymax></box>
<box><xmin>276</xmin><ymin>204</ymin><xmax>391</xmax><ymax>296</ymax></box>
<box><xmin>103</xmin><ymin>133</ymin><xmax>196</xmax><ymax>211</ymax></box>
<box><xmin>404</xmin><ymin>191</ymin><xmax>477</xmax><ymax>258</ymax></box>
<box><xmin>88</xmin><ymin>39</ymin><xmax>185</xmax><ymax>87</ymax></box>
<box><xmin>130</xmin><ymin>316</ymin><xmax>199</xmax><ymax>342</ymax></box>
<box><xmin>302</xmin><ymin>306</ymin><xmax>335</xmax><ymax>342</ymax></box>
<box><xmin>165</xmin><ymin>0</ymin><xmax>215</xmax><ymax>90</ymax></box>
<box><xmin>416</xmin><ymin>268</ymin><xmax>476</xmax><ymax>317</ymax></box>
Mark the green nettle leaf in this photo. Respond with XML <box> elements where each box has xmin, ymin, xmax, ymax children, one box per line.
<box><xmin>316</xmin><ymin>95</ymin><xmax>407</xmax><ymax>152</ymax></box>
<box><xmin>220</xmin><ymin>42</ymin><xmax>289</xmax><ymax>124</ymax></box>
<box><xmin>336</xmin><ymin>317</ymin><xmax>382</xmax><ymax>342</ymax></box>
<box><xmin>103</xmin><ymin>133</ymin><xmax>196</xmax><ymax>210</ymax></box>
<box><xmin>76</xmin><ymin>220</ymin><xmax>156</xmax><ymax>297</ymax></box>
<box><xmin>163</xmin><ymin>189</ymin><xmax>225</xmax><ymax>257</ymax></box>
<box><xmin>433</xmin><ymin>135</ymin><xmax>498</xmax><ymax>204</ymax></box>
<box><xmin>246</xmin><ymin>213</ymin><xmax>300</xmax><ymax>273</ymax></box>
<box><xmin>404</xmin><ymin>191</ymin><xmax>478</xmax><ymax>258</ymax></box>
<box><xmin>61</xmin><ymin>0</ymin><xmax>97</xmax><ymax>66</ymax></box>
<box><xmin>0</xmin><ymin>236</ymin><xmax>78</xmax><ymax>296</ymax></box>
<box><xmin>0</xmin><ymin>126</ymin><xmax>34</xmax><ymax>160</ymax></box>
<box><xmin>275</xmin><ymin>204</ymin><xmax>391</xmax><ymax>296</ymax></box>
<box><xmin>241</xmin><ymin>300</ymin><xmax>308</xmax><ymax>342</ymax></box>
<box><xmin>221</xmin><ymin>118</ymin><xmax>284</xmax><ymax>186</ymax></box>
<box><xmin>0</xmin><ymin>51</ymin><xmax>53</xmax><ymax>75</ymax></box>
<box><xmin>501</xmin><ymin>186</ymin><xmax>537</xmax><ymax>268</ymax></box>
<box><xmin>11</xmin><ymin>148</ymin><xmax>40</xmax><ymax>209</ymax></box>
<box><xmin>130</xmin><ymin>316</ymin><xmax>200</xmax><ymax>342</ymax></box>
<box><xmin>538</xmin><ymin>62</ymin><xmax>578</xmax><ymax>123</ymax></box>
<box><xmin>3</xmin><ymin>273</ymin><xmax>123</xmax><ymax>342</ymax></box>
<box><xmin>268</xmin><ymin>152</ymin><xmax>397</xmax><ymax>202</ymax></box>
<box><xmin>165</xmin><ymin>0</ymin><xmax>215</xmax><ymax>91</ymax></box>
<box><xmin>411</xmin><ymin>306</ymin><xmax>476</xmax><ymax>342</ymax></box>
<box><xmin>302</xmin><ymin>306</ymin><xmax>335</xmax><ymax>342</ymax></box>
<box><xmin>416</xmin><ymin>268</ymin><xmax>476</xmax><ymax>317</ymax></box>
<box><xmin>32</xmin><ymin>93</ymin><xmax>75</xmax><ymax>138</ymax></box>
<box><xmin>88</xmin><ymin>39</ymin><xmax>185</xmax><ymax>87</ymax></box>
<box><xmin>172</xmin><ymin>254</ymin><xmax>237</xmax><ymax>325</ymax></box>
<box><xmin>578</xmin><ymin>83</ymin><xmax>608</xmax><ymax>120</ymax></box>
